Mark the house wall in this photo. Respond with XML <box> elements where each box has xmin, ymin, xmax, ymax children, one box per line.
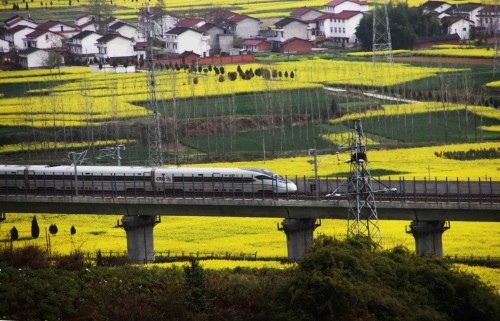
<box><xmin>205</xmin><ymin>27</ymin><xmax>225</xmax><ymax>50</ymax></box>
<box><xmin>273</xmin><ymin>21</ymin><xmax>308</xmax><ymax>42</ymax></box>
<box><xmin>165</xmin><ymin>30</ymin><xmax>210</xmax><ymax>57</ymax></box>
<box><xmin>325</xmin><ymin>2</ymin><xmax>367</xmax><ymax>14</ymax></box>
<box><xmin>7</xmin><ymin>28</ymin><xmax>34</xmax><ymax>50</ymax></box>
<box><xmin>234</xmin><ymin>18</ymin><xmax>260</xmax><ymax>39</ymax></box>
<box><xmin>281</xmin><ymin>40</ymin><xmax>312</xmax><ymax>54</ymax></box>
<box><xmin>106</xmin><ymin>37</ymin><xmax>135</xmax><ymax>58</ymax></box>
<box><xmin>21</xmin><ymin>50</ymin><xmax>49</xmax><ymax>69</ymax></box>
<box><xmin>218</xmin><ymin>34</ymin><xmax>234</xmax><ymax>53</ymax></box>
<box><xmin>29</xmin><ymin>33</ymin><xmax>63</xmax><ymax>49</ymax></box>
<box><xmin>298</xmin><ymin>11</ymin><xmax>324</xmax><ymax>21</ymax></box>
<box><xmin>0</xmin><ymin>39</ymin><xmax>9</xmax><ymax>52</ymax></box>
<box><xmin>448</xmin><ymin>20</ymin><xmax>470</xmax><ymax>40</ymax></box>
<box><xmin>115</xmin><ymin>25</ymin><xmax>137</xmax><ymax>40</ymax></box>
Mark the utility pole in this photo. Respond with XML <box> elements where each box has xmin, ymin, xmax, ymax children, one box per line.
<box><xmin>145</xmin><ymin>3</ymin><xmax>163</xmax><ymax>166</ymax></box>
<box><xmin>308</xmin><ymin>148</ymin><xmax>319</xmax><ymax>200</ymax></box>
<box><xmin>68</xmin><ymin>150</ymin><xmax>88</xmax><ymax>197</ymax></box>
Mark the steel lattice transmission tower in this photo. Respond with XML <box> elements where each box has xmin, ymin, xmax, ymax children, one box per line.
<box><xmin>145</xmin><ymin>4</ymin><xmax>163</xmax><ymax>166</ymax></box>
<box><xmin>372</xmin><ymin>0</ymin><xmax>393</xmax><ymax>64</ymax></box>
<box><xmin>493</xmin><ymin>0</ymin><xmax>499</xmax><ymax>75</ymax></box>
<box><xmin>328</xmin><ymin>119</ymin><xmax>396</xmax><ymax>245</ymax></box>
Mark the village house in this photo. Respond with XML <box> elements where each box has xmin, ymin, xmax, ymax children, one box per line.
<box><xmin>95</xmin><ymin>34</ymin><xmax>136</xmax><ymax>61</ymax></box>
<box><xmin>290</xmin><ymin>6</ymin><xmax>324</xmax><ymax>21</ymax></box>
<box><xmin>4</xmin><ymin>25</ymin><xmax>34</xmax><ymax>50</ymax></box>
<box><xmin>442</xmin><ymin>16</ymin><xmax>472</xmax><ymax>40</ymax></box>
<box><xmin>197</xmin><ymin>23</ymin><xmax>233</xmax><ymax>55</ymax></box>
<box><xmin>35</xmin><ymin>20</ymin><xmax>81</xmax><ymax>39</ymax></box>
<box><xmin>24</xmin><ymin>29</ymin><xmax>64</xmax><ymax>49</ymax></box>
<box><xmin>444</xmin><ymin>3</ymin><xmax>484</xmax><ymax>26</ymax></box>
<box><xmin>324</xmin><ymin>0</ymin><xmax>368</xmax><ymax>14</ymax></box>
<box><xmin>205</xmin><ymin>9</ymin><xmax>261</xmax><ymax>39</ymax></box>
<box><xmin>270</xmin><ymin>17</ymin><xmax>309</xmax><ymax>43</ymax></box>
<box><xmin>109</xmin><ymin>21</ymin><xmax>138</xmax><ymax>40</ymax></box>
<box><xmin>279</xmin><ymin>37</ymin><xmax>313</xmax><ymax>54</ymax></box>
<box><xmin>476</xmin><ymin>5</ymin><xmax>500</xmax><ymax>36</ymax></box>
<box><xmin>4</xmin><ymin>15</ymin><xmax>38</xmax><ymax>30</ymax></box>
<box><xmin>420</xmin><ymin>1</ymin><xmax>452</xmax><ymax>16</ymax></box>
<box><xmin>164</xmin><ymin>27</ymin><xmax>210</xmax><ymax>57</ymax></box>
<box><xmin>18</xmin><ymin>47</ymin><xmax>49</xmax><ymax>69</ymax></box>
<box><xmin>67</xmin><ymin>30</ymin><xmax>101</xmax><ymax>62</ymax></box>
<box><xmin>242</xmin><ymin>39</ymin><xmax>272</xmax><ymax>52</ymax></box>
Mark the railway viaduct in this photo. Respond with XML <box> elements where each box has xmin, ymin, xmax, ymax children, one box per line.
<box><xmin>1</xmin><ymin>178</ymin><xmax>499</xmax><ymax>262</ymax></box>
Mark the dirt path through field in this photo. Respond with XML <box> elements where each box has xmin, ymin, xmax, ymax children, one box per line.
<box><xmin>393</xmin><ymin>56</ymin><xmax>494</xmax><ymax>65</ymax></box>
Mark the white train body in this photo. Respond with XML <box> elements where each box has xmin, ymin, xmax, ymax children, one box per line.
<box><xmin>0</xmin><ymin>165</ymin><xmax>297</xmax><ymax>195</ymax></box>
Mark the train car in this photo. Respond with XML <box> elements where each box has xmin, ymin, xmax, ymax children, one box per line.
<box><xmin>0</xmin><ymin>165</ymin><xmax>297</xmax><ymax>196</ymax></box>
<box><xmin>153</xmin><ymin>167</ymin><xmax>296</xmax><ymax>194</ymax></box>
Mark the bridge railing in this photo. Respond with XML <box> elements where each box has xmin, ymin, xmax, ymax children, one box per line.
<box><xmin>0</xmin><ymin>171</ymin><xmax>497</xmax><ymax>205</ymax></box>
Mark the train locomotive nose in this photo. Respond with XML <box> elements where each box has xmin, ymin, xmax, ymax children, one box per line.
<box><xmin>287</xmin><ymin>180</ymin><xmax>298</xmax><ymax>192</ymax></box>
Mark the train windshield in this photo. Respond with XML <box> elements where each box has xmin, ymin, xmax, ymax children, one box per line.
<box><xmin>242</xmin><ymin>168</ymin><xmax>286</xmax><ymax>180</ymax></box>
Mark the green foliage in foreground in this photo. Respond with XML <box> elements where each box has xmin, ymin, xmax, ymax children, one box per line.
<box><xmin>1</xmin><ymin>238</ymin><xmax>499</xmax><ymax>321</ymax></box>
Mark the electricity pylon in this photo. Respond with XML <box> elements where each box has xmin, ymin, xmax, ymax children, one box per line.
<box><xmin>372</xmin><ymin>0</ymin><xmax>393</xmax><ymax>64</ymax></box>
<box><xmin>145</xmin><ymin>3</ymin><xmax>163</xmax><ymax>166</ymax></box>
<box><xmin>328</xmin><ymin>119</ymin><xmax>396</xmax><ymax>245</ymax></box>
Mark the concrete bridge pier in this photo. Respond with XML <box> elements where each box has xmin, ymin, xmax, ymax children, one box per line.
<box><xmin>121</xmin><ymin>215</ymin><xmax>159</xmax><ymax>263</ymax></box>
<box><xmin>406</xmin><ymin>220</ymin><xmax>450</xmax><ymax>257</ymax></box>
<box><xmin>278</xmin><ymin>218</ymin><xmax>321</xmax><ymax>261</ymax></box>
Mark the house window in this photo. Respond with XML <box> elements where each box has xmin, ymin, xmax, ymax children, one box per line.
<box><xmin>463</xmin><ymin>27</ymin><xmax>466</xmax><ymax>31</ymax></box>
<box><xmin>334</xmin><ymin>27</ymin><xmax>337</xmax><ymax>32</ymax></box>
<box><xmin>343</xmin><ymin>28</ymin><xmax>345</xmax><ymax>33</ymax></box>
<box><xmin>46</xmin><ymin>35</ymin><xmax>49</xmax><ymax>40</ymax></box>
<box><xmin>331</xmin><ymin>27</ymin><xmax>333</xmax><ymax>32</ymax></box>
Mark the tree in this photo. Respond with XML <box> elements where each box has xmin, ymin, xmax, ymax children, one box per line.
<box><xmin>31</xmin><ymin>215</ymin><xmax>40</xmax><ymax>239</ymax></box>
<box><xmin>49</xmin><ymin>224</ymin><xmax>58</xmax><ymax>235</ymax></box>
<box><xmin>356</xmin><ymin>2</ymin><xmax>441</xmax><ymax>50</ymax></box>
<box><xmin>10</xmin><ymin>227</ymin><xmax>19</xmax><ymax>241</ymax></box>
<box><xmin>184</xmin><ymin>260</ymin><xmax>209</xmax><ymax>313</ymax></box>
<box><xmin>70</xmin><ymin>225</ymin><xmax>76</xmax><ymax>235</ymax></box>
<box><xmin>88</xmin><ymin>0</ymin><xmax>114</xmax><ymax>33</ymax></box>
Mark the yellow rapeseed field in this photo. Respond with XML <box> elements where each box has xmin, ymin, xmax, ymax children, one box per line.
<box><xmin>187</xmin><ymin>142</ymin><xmax>500</xmax><ymax>180</ymax></box>
<box><xmin>0</xmin><ymin>61</ymin><xmax>461</xmax><ymax>130</ymax></box>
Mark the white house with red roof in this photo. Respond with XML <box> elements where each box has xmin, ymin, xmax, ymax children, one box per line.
<box><xmin>316</xmin><ymin>10</ymin><xmax>363</xmax><ymax>44</ymax></box>
<box><xmin>23</xmin><ymin>29</ymin><xmax>64</xmax><ymax>49</ymax></box>
<box><xmin>290</xmin><ymin>6</ymin><xmax>324</xmax><ymax>21</ymax></box>
<box><xmin>165</xmin><ymin>27</ymin><xmax>210</xmax><ymax>57</ymax></box>
<box><xmin>95</xmin><ymin>34</ymin><xmax>136</xmax><ymax>60</ymax></box>
<box><xmin>35</xmin><ymin>20</ymin><xmax>80</xmax><ymax>38</ymax></box>
<box><xmin>270</xmin><ymin>17</ymin><xmax>309</xmax><ymax>42</ymax></box>
<box><xmin>324</xmin><ymin>0</ymin><xmax>368</xmax><ymax>14</ymax></box>
<box><xmin>4</xmin><ymin>15</ymin><xmax>38</xmax><ymax>30</ymax></box>
<box><xmin>74</xmin><ymin>14</ymin><xmax>97</xmax><ymax>27</ymax></box>
<box><xmin>242</xmin><ymin>39</ymin><xmax>271</xmax><ymax>52</ymax></box>
<box><xmin>205</xmin><ymin>9</ymin><xmax>260</xmax><ymax>39</ymax></box>
<box><xmin>4</xmin><ymin>25</ymin><xmax>35</xmax><ymax>50</ymax></box>
<box><xmin>18</xmin><ymin>47</ymin><xmax>50</xmax><ymax>69</ymax></box>
<box><xmin>164</xmin><ymin>27</ymin><xmax>211</xmax><ymax>57</ymax></box>
<box><xmin>477</xmin><ymin>5</ymin><xmax>500</xmax><ymax>34</ymax></box>
<box><xmin>109</xmin><ymin>21</ymin><xmax>138</xmax><ymax>40</ymax></box>
<box><xmin>443</xmin><ymin>16</ymin><xmax>472</xmax><ymax>40</ymax></box>
<box><xmin>68</xmin><ymin>31</ymin><xmax>101</xmax><ymax>60</ymax></box>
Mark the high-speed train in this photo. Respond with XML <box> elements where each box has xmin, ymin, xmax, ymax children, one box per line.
<box><xmin>0</xmin><ymin>165</ymin><xmax>297</xmax><ymax>195</ymax></box>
